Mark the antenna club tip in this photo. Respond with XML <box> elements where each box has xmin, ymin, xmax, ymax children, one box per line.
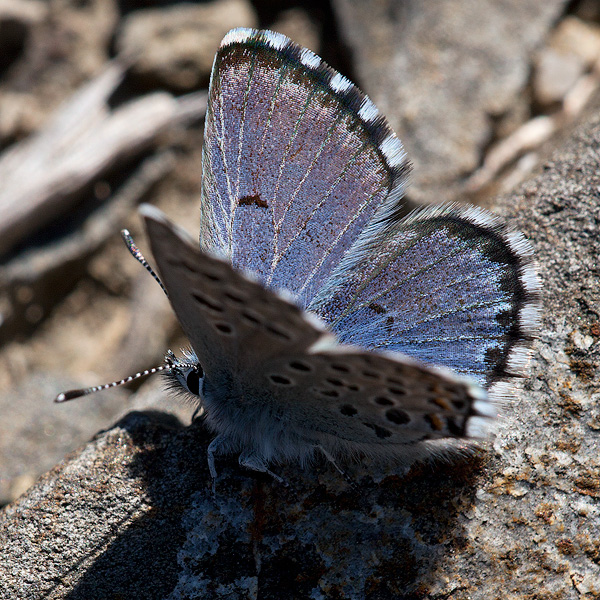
<box><xmin>54</xmin><ymin>389</ymin><xmax>84</xmax><ymax>403</ymax></box>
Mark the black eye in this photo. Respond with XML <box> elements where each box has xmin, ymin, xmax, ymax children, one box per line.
<box><xmin>186</xmin><ymin>371</ymin><xmax>201</xmax><ymax>395</ymax></box>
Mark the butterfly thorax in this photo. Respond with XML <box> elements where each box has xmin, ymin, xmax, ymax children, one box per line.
<box><xmin>199</xmin><ymin>374</ymin><xmax>320</xmax><ymax>464</ymax></box>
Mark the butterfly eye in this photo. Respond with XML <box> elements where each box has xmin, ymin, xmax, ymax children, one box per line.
<box><xmin>164</xmin><ymin>347</ymin><xmax>205</xmax><ymax>397</ymax></box>
<box><xmin>184</xmin><ymin>366</ymin><xmax>204</xmax><ymax>396</ymax></box>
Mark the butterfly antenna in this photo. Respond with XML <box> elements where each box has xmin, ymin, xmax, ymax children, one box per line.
<box><xmin>53</xmin><ymin>357</ymin><xmax>175</xmax><ymax>403</ymax></box>
<box><xmin>121</xmin><ymin>229</ymin><xmax>168</xmax><ymax>297</ymax></box>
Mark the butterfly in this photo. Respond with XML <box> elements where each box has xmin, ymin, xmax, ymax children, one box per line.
<box><xmin>57</xmin><ymin>28</ymin><xmax>540</xmax><ymax>482</ymax></box>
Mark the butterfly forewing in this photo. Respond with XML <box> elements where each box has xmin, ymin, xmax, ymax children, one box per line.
<box><xmin>310</xmin><ymin>204</ymin><xmax>541</xmax><ymax>399</ymax></box>
<box><xmin>201</xmin><ymin>28</ymin><xmax>409</xmax><ymax>305</ymax></box>
<box><xmin>142</xmin><ymin>206</ymin><xmax>332</xmax><ymax>377</ymax></box>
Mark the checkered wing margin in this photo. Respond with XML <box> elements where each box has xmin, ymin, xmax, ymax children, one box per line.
<box><xmin>309</xmin><ymin>204</ymin><xmax>541</xmax><ymax>403</ymax></box>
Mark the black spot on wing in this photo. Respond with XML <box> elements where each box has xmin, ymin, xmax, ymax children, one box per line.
<box><xmin>363</xmin><ymin>422</ymin><xmax>392</xmax><ymax>439</ymax></box>
<box><xmin>340</xmin><ymin>404</ymin><xmax>357</xmax><ymax>416</ymax></box>
<box><xmin>373</xmin><ymin>396</ymin><xmax>394</xmax><ymax>406</ymax></box>
<box><xmin>318</xmin><ymin>389</ymin><xmax>340</xmax><ymax>398</ymax></box>
<box><xmin>239</xmin><ymin>194</ymin><xmax>268</xmax><ymax>208</ymax></box>
<box><xmin>385</xmin><ymin>408</ymin><xmax>410</xmax><ymax>425</ymax></box>
<box><xmin>289</xmin><ymin>361</ymin><xmax>312</xmax><ymax>372</ymax></box>
<box><xmin>192</xmin><ymin>292</ymin><xmax>224</xmax><ymax>313</ymax></box>
<box><xmin>214</xmin><ymin>322</ymin><xmax>234</xmax><ymax>335</ymax></box>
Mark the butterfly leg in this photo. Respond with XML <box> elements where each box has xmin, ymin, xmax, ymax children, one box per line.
<box><xmin>239</xmin><ymin>451</ymin><xmax>285</xmax><ymax>485</ymax></box>
<box><xmin>317</xmin><ymin>445</ymin><xmax>357</xmax><ymax>488</ymax></box>
<box><xmin>207</xmin><ymin>435</ymin><xmax>230</xmax><ymax>479</ymax></box>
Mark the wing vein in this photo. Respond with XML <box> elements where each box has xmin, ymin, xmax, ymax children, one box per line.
<box><xmin>272</xmin><ymin>107</ymin><xmax>344</xmax><ymax>238</ymax></box>
<box><xmin>296</xmin><ymin>180</ymin><xmax>388</xmax><ymax>297</ymax></box>
<box><xmin>269</xmin><ymin>117</ymin><xmax>361</xmax><ymax>279</ymax></box>
<box><xmin>234</xmin><ymin>54</ymin><xmax>257</xmax><ymax>203</ymax></box>
<box><xmin>267</xmin><ymin>89</ymin><xmax>316</xmax><ymax>275</ymax></box>
<box><xmin>332</xmin><ymin>235</ymin><xmax>493</xmax><ymax>326</ymax></box>
<box><xmin>213</xmin><ymin>72</ymin><xmax>235</xmax><ymax>254</ymax></box>
<box><xmin>351</xmin><ymin>262</ymin><xmax>505</xmax><ymax>317</ymax></box>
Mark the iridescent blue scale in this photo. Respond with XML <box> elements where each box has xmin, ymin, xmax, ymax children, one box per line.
<box><xmin>200</xmin><ymin>29</ymin><xmax>408</xmax><ymax>306</ymax></box>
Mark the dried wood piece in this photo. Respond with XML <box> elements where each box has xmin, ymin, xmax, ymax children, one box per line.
<box><xmin>0</xmin><ymin>151</ymin><xmax>176</xmax><ymax>341</ymax></box>
<box><xmin>0</xmin><ymin>59</ymin><xmax>207</xmax><ymax>257</ymax></box>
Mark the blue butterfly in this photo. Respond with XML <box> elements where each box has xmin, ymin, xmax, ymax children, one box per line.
<box><xmin>58</xmin><ymin>29</ymin><xmax>540</xmax><ymax>481</ymax></box>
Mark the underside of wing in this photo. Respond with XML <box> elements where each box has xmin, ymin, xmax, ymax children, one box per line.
<box><xmin>142</xmin><ymin>205</ymin><xmax>333</xmax><ymax>379</ymax></box>
<box><xmin>200</xmin><ymin>28</ymin><xmax>409</xmax><ymax>306</ymax></box>
<box><xmin>310</xmin><ymin>204</ymin><xmax>541</xmax><ymax>400</ymax></box>
<box><xmin>258</xmin><ymin>344</ymin><xmax>495</xmax><ymax>462</ymax></box>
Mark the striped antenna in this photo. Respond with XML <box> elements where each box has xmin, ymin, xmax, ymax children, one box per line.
<box><xmin>121</xmin><ymin>229</ymin><xmax>168</xmax><ymax>297</ymax></box>
<box><xmin>54</xmin><ymin>233</ymin><xmax>174</xmax><ymax>403</ymax></box>
<box><xmin>53</xmin><ymin>363</ymin><xmax>172</xmax><ymax>403</ymax></box>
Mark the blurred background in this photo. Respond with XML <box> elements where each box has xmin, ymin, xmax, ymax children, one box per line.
<box><xmin>0</xmin><ymin>0</ymin><xmax>597</xmax><ymax>506</ymax></box>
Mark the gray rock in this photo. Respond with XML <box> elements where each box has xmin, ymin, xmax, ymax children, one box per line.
<box><xmin>0</xmin><ymin>151</ymin><xmax>177</xmax><ymax>342</ymax></box>
<box><xmin>0</xmin><ymin>0</ymin><xmax>47</xmax><ymax>62</ymax></box>
<box><xmin>0</xmin><ymin>374</ymin><xmax>128</xmax><ymax>507</ymax></box>
<box><xmin>420</xmin><ymin>113</ymin><xmax>600</xmax><ymax>598</ymax></box>
<box><xmin>0</xmin><ymin>0</ymin><xmax>118</xmax><ymax>144</ymax></box>
<box><xmin>0</xmin><ymin>406</ymin><xmax>489</xmax><ymax>599</ymax></box>
<box><xmin>0</xmin><ymin>62</ymin><xmax>206</xmax><ymax>258</ymax></box>
<box><xmin>1</xmin><ymin>98</ymin><xmax>600</xmax><ymax>596</ymax></box>
<box><xmin>534</xmin><ymin>48</ymin><xmax>585</xmax><ymax>107</ymax></box>
<box><xmin>0</xmin><ymin>366</ymin><xmax>195</xmax><ymax>508</ymax></box>
<box><xmin>332</xmin><ymin>0</ymin><xmax>567</xmax><ymax>203</ymax></box>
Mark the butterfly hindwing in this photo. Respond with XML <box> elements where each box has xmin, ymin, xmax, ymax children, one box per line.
<box><xmin>310</xmin><ymin>204</ymin><xmax>541</xmax><ymax>402</ymax></box>
<box><xmin>200</xmin><ymin>28</ymin><xmax>409</xmax><ymax>305</ymax></box>
<box><xmin>259</xmin><ymin>347</ymin><xmax>495</xmax><ymax>457</ymax></box>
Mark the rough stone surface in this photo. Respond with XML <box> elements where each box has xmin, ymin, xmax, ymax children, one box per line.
<box><xmin>0</xmin><ymin>374</ymin><xmax>128</xmax><ymax>507</ymax></box>
<box><xmin>426</xmin><ymin>102</ymin><xmax>600</xmax><ymax>596</ymax></box>
<box><xmin>0</xmin><ymin>409</ymin><xmax>491</xmax><ymax>599</ymax></box>
<box><xmin>333</xmin><ymin>0</ymin><xmax>567</xmax><ymax>204</ymax></box>
<box><xmin>1</xmin><ymin>99</ymin><xmax>600</xmax><ymax>596</ymax></box>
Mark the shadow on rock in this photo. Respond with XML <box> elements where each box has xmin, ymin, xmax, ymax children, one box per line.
<box><xmin>63</xmin><ymin>410</ymin><xmax>487</xmax><ymax>599</ymax></box>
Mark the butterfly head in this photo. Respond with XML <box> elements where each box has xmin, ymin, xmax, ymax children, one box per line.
<box><xmin>165</xmin><ymin>348</ymin><xmax>205</xmax><ymax>398</ymax></box>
